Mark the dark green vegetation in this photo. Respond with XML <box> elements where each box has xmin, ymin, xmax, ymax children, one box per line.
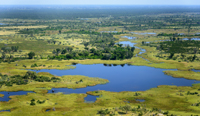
<box><xmin>143</xmin><ymin>39</ymin><xmax>200</xmax><ymax>62</ymax></box>
<box><xmin>50</xmin><ymin>44</ymin><xmax>135</xmax><ymax>60</ymax></box>
<box><xmin>0</xmin><ymin>71</ymin><xmax>60</xmax><ymax>87</ymax></box>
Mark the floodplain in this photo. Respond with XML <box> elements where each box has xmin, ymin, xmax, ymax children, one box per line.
<box><xmin>0</xmin><ymin>5</ymin><xmax>200</xmax><ymax>116</ymax></box>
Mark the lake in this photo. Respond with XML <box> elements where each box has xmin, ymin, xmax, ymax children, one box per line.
<box><xmin>0</xmin><ymin>40</ymin><xmax>199</xmax><ymax>102</ymax></box>
<box><xmin>31</xmin><ymin>64</ymin><xmax>198</xmax><ymax>94</ymax></box>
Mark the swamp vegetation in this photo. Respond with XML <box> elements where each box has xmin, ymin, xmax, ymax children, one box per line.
<box><xmin>0</xmin><ymin>5</ymin><xmax>200</xmax><ymax>116</ymax></box>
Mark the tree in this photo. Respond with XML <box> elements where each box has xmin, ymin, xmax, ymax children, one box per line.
<box><xmin>192</xmin><ymin>55</ymin><xmax>197</xmax><ymax>61</ymax></box>
<box><xmin>83</xmin><ymin>42</ymin><xmax>89</xmax><ymax>48</ymax></box>
<box><xmin>28</xmin><ymin>52</ymin><xmax>35</xmax><ymax>59</ymax></box>
<box><xmin>90</xmin><ymin>48</ymin><xmax>95</xmax><ymax>53</ymax></box>
<box><xmin>104</xmin><ymin>47</ymin><xmax>110</xmax><ymax>53</ymax></box>
<box><xmin>1</xmin><ymin>52</ymin><xmax>6</xmax><ymax>60</ymax></box>
<box><xmin>173</xmin><ymin>37</ymin><xmax>176</xmax><ymax>41</ymax></box>
<box><xmin>24</xmin><ymin>71</ymin><xmax>37</xmax><ymax>80</ymax></box>
<box><xmin>142</xmin><ymin>41</ymin><xmax>145</xmax><ymax>45</ymax></box>
<box><xmin>131</xmin><ymin>47</ymin><xmax>135</xmax><ymax>52</ymax></box>
<box><xmin>66</xmin><ymin>47</ymin><xmax>73</xmax><ymax>52</ymax></box>
<box><xmin>121</xmin><ymin>105</ymin><xmax>132</xmax><ymax>114</ymax></box>
<box><xmin>169</xmin><ymin>52</ymin><xmax>174</xmax><ymax>59</ymax></box>
<box><xmin>61</xmin><ymin>49</ymin><xmax>67</xmax><ymax>54</ymax></box>
<box><xmin>11</xmin><ymin>46</ymin><xmax>19</xmax><ymax>52</ymax></box>
<box><xmin>66</xmin><ymin>54</ymin><xmax>73</xmax><ymax>59</ymax></box>
<box><xmin>56</xmin><ymin>48</ymin><xmax>61</xmax><ymax>56</ymax></box>
<box><xmin>83</xmin><ymin>51</ymin><xmax>89</xmax><ymax>57</ymax></box>
<box><xmin>109</xmin><ymin>40</ymin><xmax>115</xmax><ymax>47</ymax></box>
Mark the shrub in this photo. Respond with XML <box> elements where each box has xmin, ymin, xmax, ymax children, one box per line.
<box><xmin>37</xmin><ymin>100</ymin><xmax>45</xmax><ymax>104</ymax></box>
<box><xmin>98</xmin><ymin>109</ymin><xmax>110</xmax><ymax>115</ymax></box>
<box><xmin>30</xmin><ymin>101</ymin><xmax>35</xmax><ymax>105</ymax></box>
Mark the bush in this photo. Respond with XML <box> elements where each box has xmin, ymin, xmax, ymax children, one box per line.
<box><xmin>30</xmin><ymin>101</ymin><xmax>35</xmax><ymax>105</ymax></box>
<box><xmin>31</xmin><ymin>63</ymin><xmax>38</xmax><ymax>67</ymax></box>
<box><xmin>5</xmin><ymin>82</ymin><xmax>12</xmax><ymax>86</ymax></box>
<box><xmin>98</xmin><ymin>109</ymin><xmax>110</xmax><ymax>115</ymax></box>
<box><xmin>51</xmin><ymin>77</ymin><xmax>61</xmax><ymax>81</ymax></box>
<box><xmin>37</xmin><ymin>100</ymin><xmax>45</xmax><ymax>104</ymax></box>
<box><xmin>35</xmin><ymin>76</ymin><xmax>51</xmax><ymax>82</ymax></box>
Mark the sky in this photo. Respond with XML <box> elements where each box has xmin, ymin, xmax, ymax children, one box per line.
<box><xmin>0</xmin><ymin>0</ymin><xmax>199</xmax><ymax>5</ymax></box>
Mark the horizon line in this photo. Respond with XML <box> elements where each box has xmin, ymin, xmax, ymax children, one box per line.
<box><xmin>0</xmin><ymin>4</ymin><xmax>200</xmax><ymax>6</ymax></box>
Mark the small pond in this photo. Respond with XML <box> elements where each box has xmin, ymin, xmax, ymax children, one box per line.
<box><xmin>116</xmin><ymin>41</ymin><xmax>148</xmax><ymax>61</ymax></box>
<box><xmin>122</xmin><ymin>36</ymin><xmax>136</xmax><ymax>40</ymax></box>
<box><xmin>84</xmin><ymin>95</ymin><xmax>98</xmax><ymax>103</ymax></box>
<box><xmin>182</xmin><ymin>38</ymin><xmax>200</xmax><ymax>41</ymax></box>
<box><xmin>196</xmin><ymin>33</ymin><xmax>200</xmax><ymax>35</ymax></box>
<box><xmin>100</xmin><ymin>31</ymin><xmax>118</xmax><ymax>33</ymax></box>
<box><xmin>130</xmin><ymin>32</ymin><xmax>156</xmax><ymax>35</ymax></box>
<box><xmin>192</xmin><ymin>69</ymin><xmax>200</xmax><ymax>72</ymax></box>
<box><xmin>0</xmin><ymin>23</ymin><xmax>8</xmax><ymax>25</ymax></box>
<box><xmin>0</xmin><ymin>110</ymin><xmax>10</xmax><ymax>112</ymax></box>
<box><xmin>0</xmin><ymin>91</ymin><xmax>34</xmax><ymax>102</ymax></box>
<box><xmin>178</xmin><ymin>33</ymin><xmax>185</xmax><ymax>35</ymax></box>
<box><xmin>136</xmin><ymin>99</ymin><xmax>145</xmax><ymax>102</ymax></box>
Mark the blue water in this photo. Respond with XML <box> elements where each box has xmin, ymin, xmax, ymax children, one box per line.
<box><xmin>0</xmin><ymin>91</ymin><xmax>34</xmax><ymax>102</ymax></box>
<box><xmin>192</xmin><ymin>69</ymin><xmax>200</xmax><ymax>72</ymax></box>
<box><xmin>116</xmin><ymin>41</ymin><xmax>148</xmax><ymax>61</ymax></box>
<box><xmin>0</xmin><ymin>110</ymin><xmax>10</xmax><ymax>112</ymax></box>
<box><xmin>1</xmin><ymin>40</ymin><xmax>200</xmax><ymax>102</ymax></box>
<box><xmin>0</xmin><ymin>23</ymin><xmax>8</xmax><ymax>25</ymax></box>
<box><xmin>84</xmin><ymin>95</ymin><xmax>98</xmax><ymax>103</ymax></box>
<box><xmin>100</xmin><ymin>31</ymin><xmax>118</xmax><ymax>33</ymax></box>
<box><xmin>182</xmin><ymin>38</ymin><xmax>200</xmax><ymax>41</ymax></box>
<box><xmin>122</xmin><ymin>36</ymin><xmax>136</xmax><ymax>40</ymax></box>
<box><xmin>46</xmin><ymin>109</ymin><xmax>51</xmax><ymax>112</ymax></box>
<box><xmin>136</xmin><ymin>99</ymin><xmax>145</xmax><ymax>102</ymax></box>
<box><xmin>130</xmin><ymin>32</ymin><xmax>156</xmax><ymax>35</ymax></box>
<box><xmin>29</xmin><ymin>64</ymin><xmax>200</xmax><ymax>95</ymax></box>
<box><xmin>116</xmin><ymin>41</ymin><xmax>146</xmax><ymax>54</ymax></box>
<box><xmin>116</xmin><ymin>41</ymin><xmax>135</xmax><ymax>47</ymax></box>
<box><xmin>178</xmin><ymin>33</ymin><xmax>185</xmax><ymax>35</ymax></box>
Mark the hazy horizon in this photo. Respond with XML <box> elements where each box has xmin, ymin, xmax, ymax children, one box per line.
<box><xmin>0</xmin><ymin>0</ymin><xmax>199</xmax><ymax>5</ymax></box>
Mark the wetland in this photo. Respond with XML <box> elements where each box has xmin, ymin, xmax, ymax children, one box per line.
<box><xmin>0</xmin><ymin>5</ymin><xmax>200</xmax><ymax>116</ymax></box>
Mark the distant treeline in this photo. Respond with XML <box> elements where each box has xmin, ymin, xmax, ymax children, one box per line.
<box><xmin>1</xmin><ymin>6</ymin><xmax>200</xmax><ymax>19</ymax></box>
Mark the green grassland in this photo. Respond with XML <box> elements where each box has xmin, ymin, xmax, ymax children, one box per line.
<box><xmin>0</xmin><ymin>74</ymin><xmax>109</xmax><ymax>92</ymax></box>
<box><xmin>1</xmin><ymin>10</ymin><xmax>200</xmax><ymax>116</ymax></box>
<box><xmin>1</xmin><ymin>83</ymin><xmax>200</xmax><ymax>115</ymax></box>
<box><xmin>164</xmin><ymin>70</ymin><xmax>200</xmax><ymax>80</ymax></box>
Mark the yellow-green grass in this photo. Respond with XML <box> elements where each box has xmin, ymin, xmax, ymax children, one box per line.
<box><xmin>164</xmin><ymin>70</ymin><xmax>200</xmax><ymax>80</ymax></box>
<box><xmin>0</xmin><ymin>94</ymin><xmax>4</xmax><ymax>97</ymax></box>
<box><xmin>133</xmin><ymin>43</ymin><xmax>200</xmax><ymax>70</ymax></box>
<box><xmin>97</xmin><ymin>26</ymin><xmax>125</xmax><ymax>32</ymax></box>
<box><xmin>0</xmin><ymin>25</ymin><xmax>48</xmax><ymax>29</ymax></box>
<box><xmin>1</xmin><ymin>84</ymin><xmax>200</xmax><ymax>115</ymax></box>
<box><xmin>0</xmin><ymin>31</ymin><xmax>16</xmax><ymax>35</ymax></box>
<box><xmin>0</xmin><ymin>59</ymin><xmax>75</xmax><ymax>76</ymax></box>
<box><xmin>0</xmin><ymin>74</ymin><xmax>109</xmax><ymax>92</ymax></box>
<box><xmin>0</xmin><ymin>33</ymin><xmax>94</xmax><ymax>56</ymax></box>
<box><xmin>86</xmin><ymin>84</ymin><xmax>200</xmax><ymax>115</ymax></box>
